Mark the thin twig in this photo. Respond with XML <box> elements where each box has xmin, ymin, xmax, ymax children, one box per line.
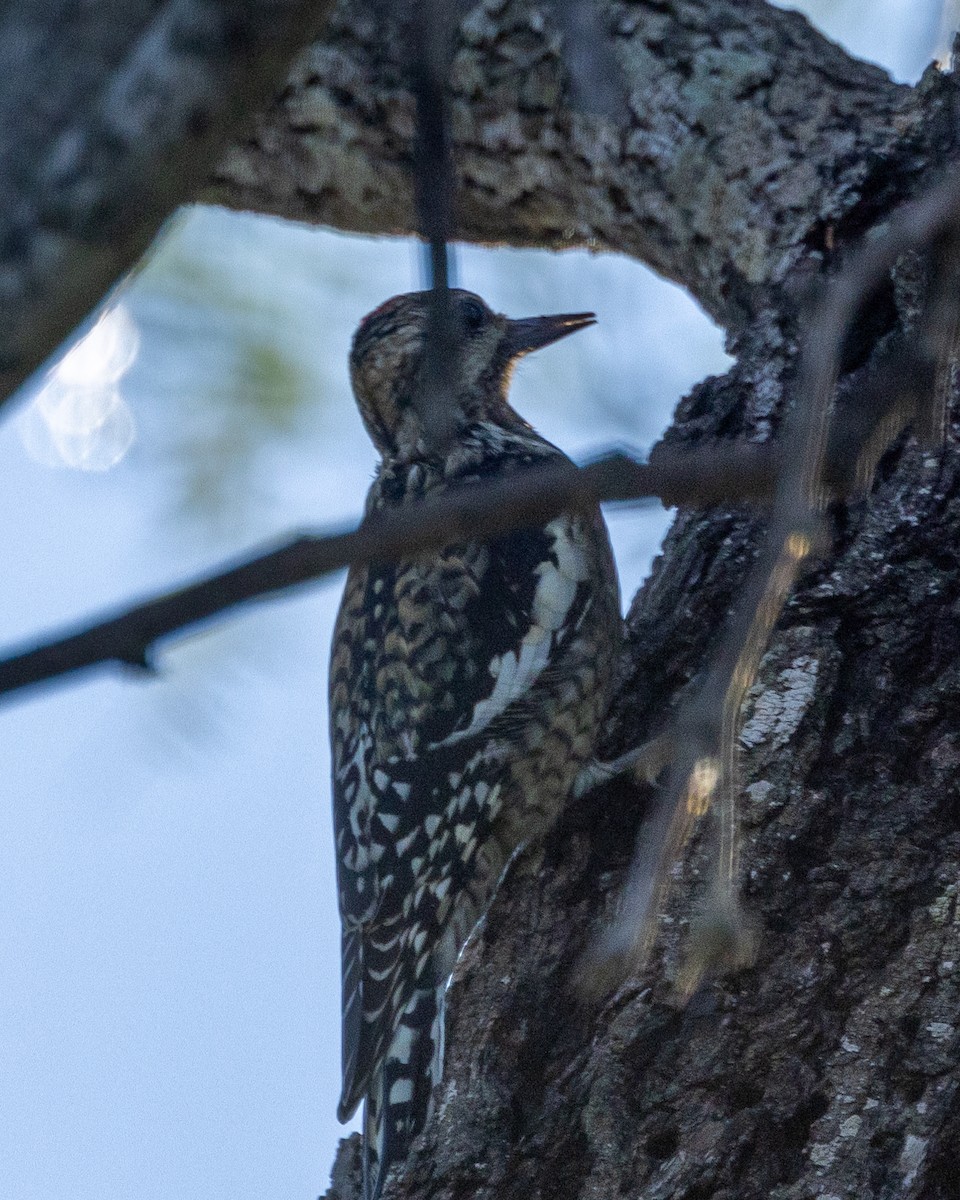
<box><xmin>409</xmin><ymin>0</ymin><xmax>459</xmax><ymax>449</ymax></box>
<box><xmin>0</xmin><ymin>443</ymin><xmax>809</xmax><ymax>704</ymax></box>
<box><xmin>547</xmin><ymin>0</ymin><xmax>624</xmax><ymax>118</ymax></box>
<box><xmin>0</xmin><ymin>349</ymin><xmax>936</xmax><ymax>709</ymax></box>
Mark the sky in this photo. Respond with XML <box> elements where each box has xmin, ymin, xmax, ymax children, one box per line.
<box><xmin>0</xmin><ymin>5</ymin><xmax>946</xmax><ymax>1199</ymax></box>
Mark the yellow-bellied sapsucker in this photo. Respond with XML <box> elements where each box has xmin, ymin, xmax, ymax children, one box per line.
<box><xmin>330</xmin><ymin>289</ymin><xmax>621</xmax><ymax>1198</ymax></box>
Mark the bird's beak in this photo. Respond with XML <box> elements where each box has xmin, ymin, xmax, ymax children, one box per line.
<box><xmin>502</xmin><ymin>311</ymin><xmax>596</xmax><ymax>357</ymax></box>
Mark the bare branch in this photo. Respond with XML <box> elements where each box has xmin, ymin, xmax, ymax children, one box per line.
<box><xmin>0</xmin><ymin>443</ymin><xmax>801</xmax><ymax>704</ymax></box>
<box><xmin>1</xmin><ymin>377</ymin><xmax>935</xmax><ymax>709</ymax></box>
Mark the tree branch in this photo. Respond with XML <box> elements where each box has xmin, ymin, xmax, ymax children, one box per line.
<box><xmin>1</xmin><ymin>344</ymin><xmax>936</xmax><ymax>707</ymax></box>
<box><xmin>211</xmin><ymin>0</ymin><xmax>929</xmax><ymax>331</ymax></box>
<box><xmin>0</xmin><ymin>0</ymin><xmax>336</xmax><ymax>415</ymax></box>
<box><xmin>0</xmin><ymin>443</ymin><xmax>796</xmax><ymax>703</ymax></box>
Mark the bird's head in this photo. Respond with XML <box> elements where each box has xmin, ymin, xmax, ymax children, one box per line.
<box><xmin>349</xmin><ymin>289</ymin><xmax>595</xmax><ymax>458</ymax></box>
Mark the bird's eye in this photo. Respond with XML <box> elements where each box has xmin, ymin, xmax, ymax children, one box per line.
<box><xmin>460</xmin><ymin>296</ymin><xmax>487</xmax><ymax>334</ymax></box>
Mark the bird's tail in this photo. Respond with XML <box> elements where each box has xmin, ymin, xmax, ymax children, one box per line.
<box><xmin>362</xmin><ymin>982</ymin><xmax>445</xmax><ymax>1200</ymax></box>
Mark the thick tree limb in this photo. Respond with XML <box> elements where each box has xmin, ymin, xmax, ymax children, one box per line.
<box><xmin>211</xmin><ymin>0</ymin><xmax>928</xmax><ymax>330</ymax></box>
<box><xmin>0</xmin><ymin>0</ymin><xmax>335</xmax><ymax>415</ymax></box>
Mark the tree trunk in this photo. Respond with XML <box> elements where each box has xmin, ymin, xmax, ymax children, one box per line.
<box><xmin>256</xmin><ymin>5</ymin><xmax>960</xmax><ymax>1198</ymax></box>
<box><xmin>384</xmin><ymin>382</ymin><xmax>960</xmax><ymax>1199</ymax></box>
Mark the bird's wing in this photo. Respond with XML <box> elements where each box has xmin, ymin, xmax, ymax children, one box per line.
<box><xmin>330</xmin><ymin>514</ymin><xmax>605</xmax><ymax>1117</ymax></box>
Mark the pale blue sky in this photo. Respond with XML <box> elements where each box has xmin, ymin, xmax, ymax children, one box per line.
<box><xmin>0</xmin><ymin>6</ymin><xmax>943</xmax><ymax>1198</ymax></box>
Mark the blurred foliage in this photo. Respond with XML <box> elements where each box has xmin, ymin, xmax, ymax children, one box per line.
<box><xmin>127</xmin><ymin>208</ymin><xmax>319</xmax><ymax>538</ymax></box>
<box><xmin>169</xmin><ymin>336</ymin><xmax>304</xmax><ymax>521</ymax></box>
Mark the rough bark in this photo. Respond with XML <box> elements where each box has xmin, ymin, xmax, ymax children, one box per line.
<box><xmin>386</xmin><ymin>373</ymin><xmax>960</xmax><ymax>1200</ymax></box>
<box><xmin>0</xmin><ymin>0</ymin><xmax>335</xmax><ymax>413</ymax></box>
<box><xmin>367</xmin><ymin>358</ymin><xmax>960</xmax><ymax>1200</ymax></box>
<box><xmin>272</xmin><ymin>5</ymin><xmax>960</xmax><ymax>1200</ymax></box>
<box><xmin>212</xmin><ymin>0</ymin><xmax>929</xmax><ymax>331</ymax></box>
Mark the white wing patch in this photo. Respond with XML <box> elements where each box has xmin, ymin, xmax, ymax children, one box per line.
<box><xmin>430</xmin><ymin>518</ymin><xmax>590</xmax><ymax>750</ymax></box>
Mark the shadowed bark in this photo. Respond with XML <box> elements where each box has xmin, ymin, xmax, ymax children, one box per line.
<box><xmin>0</xmin><ymin>0</ymin><xmax>335</xmax><ymax>413</ymax></box>
<box><xmin>386</xmin><ymin>367</ymin><xmax>960</xmax><ymax>1199</ymax></box>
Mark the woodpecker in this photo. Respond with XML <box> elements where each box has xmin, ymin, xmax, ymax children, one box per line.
<box><xmin>329</xmin><ymin>289</ymin><xmax>621</xmax><ymax>1198</ymax></box>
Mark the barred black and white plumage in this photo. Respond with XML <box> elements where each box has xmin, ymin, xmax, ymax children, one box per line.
<box><xmin>329</xmin><ymin>290</ymin><xmax>621</xmax><ymax>1198</ymax></box>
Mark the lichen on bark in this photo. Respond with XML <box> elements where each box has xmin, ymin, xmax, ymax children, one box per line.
<box><xmin>213</xmin><ymin>0</ymin><xmax>926</xmax><ymax>331</ymax></box>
